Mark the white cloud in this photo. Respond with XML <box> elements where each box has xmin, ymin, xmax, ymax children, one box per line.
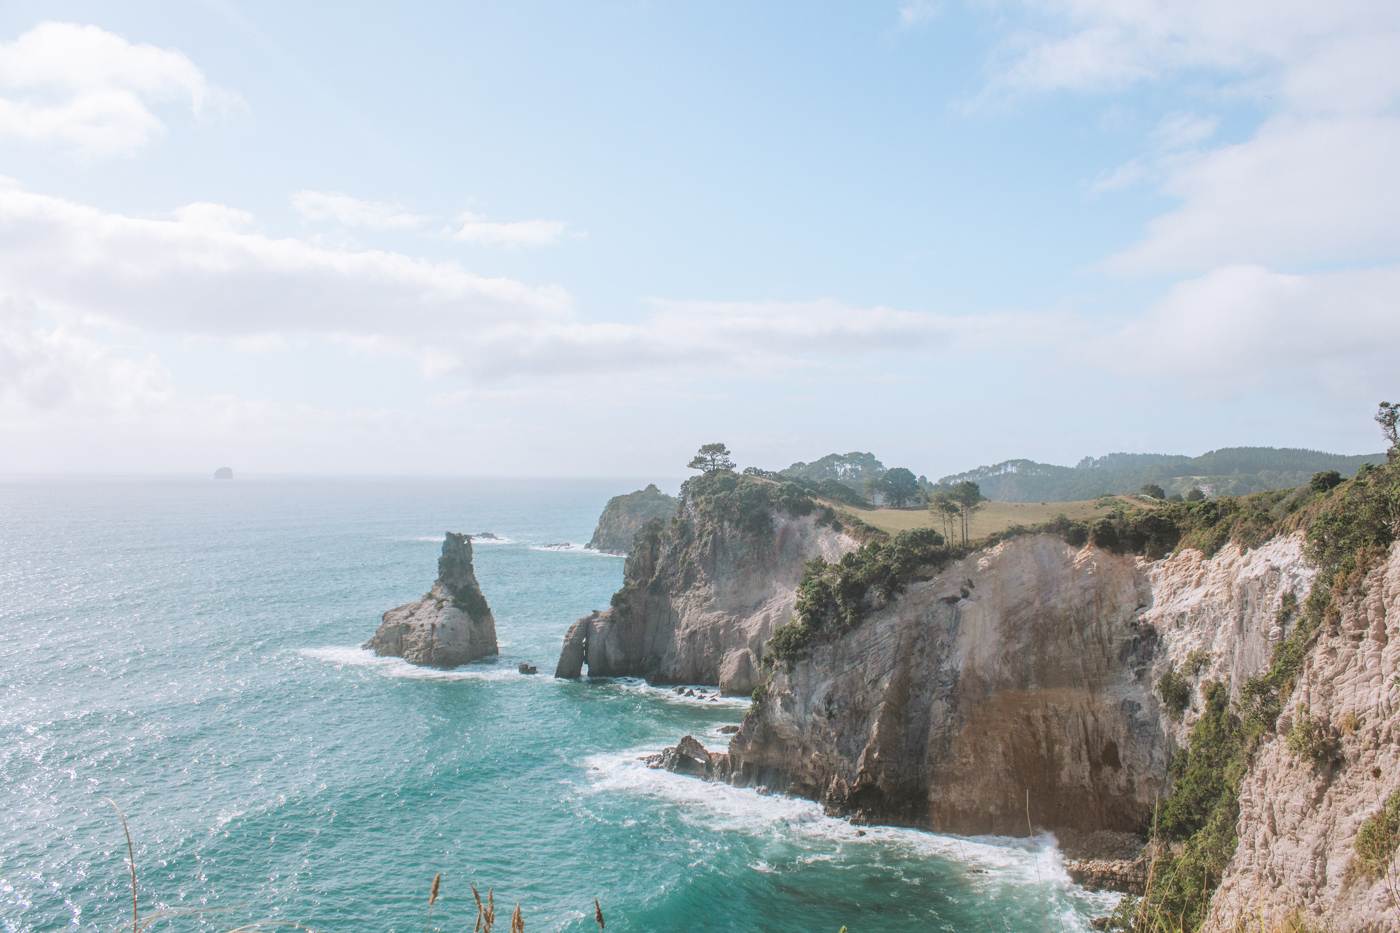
<box><xmin>986</xmin><ymin>2</ymin><xmax>1400</xmax><ymax>101</ymax></box>
<box><xmin>1090</xmin><ymin>112</ymin><xmax>1217</xmax><ymax>193</ymax></box>
<box><xmin>0</xmin><ymin>181</ymin><xmax>570</xmax><ymax>341</ymax></box>
<box><xmin>979</xmin><ymin>4</ymin><xmax>1400</xmax><ymax>277</ymax></box>
<box><xmin>172</xmin><ymin>201</ymin><xmax>256</xmax><ymax>232</ymax></box>
<box><xmin>0</xmin><ymin>21</ymin><xmax>232</xmax><ymax>157</ymax></box>
<box><xmin>0</xmin><ymin>181</ymin><xmax>997</xmax><ymax>392</ymax></box>
<box><xmin>0</xmin><ymin>307</ymin><xmax>171</xmax><ymax>414</ymax></box>
<box><xmin>451</xmin><ymin>210</ymin><xmax>568</xmax><ymax>247</ymax></box>
<box><xmin>1108</xmin><ymin>115</ymin><xmax>1400</xmax><ymax>273</ymax></box>
<box><xmin>1151</xmin><ymin>112</ymin><xmax>1218</xmax><ymax>150</ymax></box>
<box><xmin>291</xmin><ymin>190</ymin><xmax>428</xmax><ymax>231</ymax></box>
<box><xmin>899</xmin><ymin>1</ymin><xmax>941</xmax><ymax>27</ymax></box>
<box><xmin>1101</xmin><ymin>263</ymin><xmax>1400</xmax><ymax>394</ymax></box>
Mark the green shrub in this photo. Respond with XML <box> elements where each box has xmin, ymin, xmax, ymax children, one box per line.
<box><xmin>750</xmin><ymin>683</ymin><xmax>768</xmax><ymax>706</ymax></box>
<box><xmin>1353</xmin><ymin>789</ymin><xmax>1400</xmax><ymax>880</ymax></box>
<box><xmin>451</xmin><ymin>585</ymin><xmax>491</xmax><ymax>620</ymax></box>
<box><xmin>1310</xmin><ymin>469</ymin><xmax>1343</xmax><ymax>492</ymax></box>
<box><xmin>769</xmin><ymin>527</ymin><xmax>951</xmax><ymax>662</ymax></box>
<box><xmin>1146</xmin><ymin>682</ymin><xmax>1248</xmax><ymax>930</ymax></box>
<box><xmin>1184</xmin><ymin>648</ymin><xmax>1211</xmax><ymax>676</ymax></box>
<box><xmin>1285</xmin><ymin>708</ymin><xmax>1338</xmax><ymax>767</ymax></box>
<box><xmin>1157</xmin><ymin>665</ymin><xmax>1192</xmax><ymax>720</ymax></box>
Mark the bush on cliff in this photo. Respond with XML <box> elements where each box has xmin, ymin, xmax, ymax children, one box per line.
<box><xmin>1156</xmin><ymin>665</ymin><xmax>1192</xmax><ymax>720</ymax></box>
<box><xmin>682</xmin><ymin>470</ymin><xmax>841</xmax><ymax>539</ymax></box>
<box><xmin>1353</xmin><ymin>788</ymin><xmax>1400</xmax><ymax>880</ymax></box>
<box><xmin>769</xmin><ymin>527</ymin><xmax>949</xmax><ymax>662</ymax></box>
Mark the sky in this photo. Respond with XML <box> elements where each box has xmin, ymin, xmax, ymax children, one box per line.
<box><xmin>0</xmin><ymin>1</ymin><xmax>1396</xmax><ymax>479</ymax></box>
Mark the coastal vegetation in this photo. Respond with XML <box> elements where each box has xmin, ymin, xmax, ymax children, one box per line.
<box><xmin>768</xmin><ymin>412</ymin><xmax>1394</xmax><ymax>672</ymax></box>
<box><xmin>1118</xmin><ymin>404</ymin><xmax>1400</xmax><ymax>931</ymax></box>
<box><xmin>936</xmin><ymin>447</ymin><xmax>1385</xmax><ymax>502</ymax></box>
<box><xmin>1353</xmin><ymin>789</ymin><xmax>1400</xmax><ymax>881</ymax></box>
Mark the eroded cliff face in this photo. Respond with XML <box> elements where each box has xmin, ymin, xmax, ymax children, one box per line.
<box><xmin>586</xmin><ymin>484</ymin><xmax>679</xmax><ymax>555</ymax></box>
<box><xmin>1203</xmin><ymin>541</ymin><xmax>1399</xmax><ymax>932</ymax></box>
<box><xmin>365</xmin><ymin>532</ymin><xmax>498</xmax><ymax>666</ymax></box>
<box><xmin>727</xmin><ymin>533</ymin><xmax>1313</xmax><ymax>841</ymax></box>
<box><xmin>556</xmin><ymin>486</ymin><xmax>856</xmax><ymax>695</ymax></box>
<box><xmin>1143</xmin><ymin>534</ymin><xmax>1316</xmax><ymax>743</ymax></box>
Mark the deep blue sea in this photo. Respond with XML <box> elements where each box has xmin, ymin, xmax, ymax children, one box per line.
<box><xmin>0</xmin><ymin>477</ymin><xmax>1114</xmax><ymax>932</ymax></box>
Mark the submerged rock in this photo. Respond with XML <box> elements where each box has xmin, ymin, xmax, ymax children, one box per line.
<box><xmin>586</xmin><ymin>484</ymin><xmax>679</xmax><ymax>555</ymax></box>
<box><xmin>517</xmin><ymin>663</ymin><xmax>538</xmax><ymax>675</ymax></box>
<box><xmin>364</xmin><ymin>532</ymin><xmax>498</xmax><ymax>666</ymax></box>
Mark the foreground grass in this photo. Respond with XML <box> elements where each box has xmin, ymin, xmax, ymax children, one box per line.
<box><xmin>838</xmin><ymin>494</ymin><xmax>1152</xmax><ymax>539</ymax></box>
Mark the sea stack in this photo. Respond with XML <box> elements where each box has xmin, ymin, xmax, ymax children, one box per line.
<box><xmin>213</xmin><ymin>466</ymin><xmax>233</xmax><ymax>480</ymax></box>
<box><xmin>364</xmin><ymin>532</ymin><xmax>498</xmax><ymax>666</ymax></box>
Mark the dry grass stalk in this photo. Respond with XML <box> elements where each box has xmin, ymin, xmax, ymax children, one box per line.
<box><xmin>104</xmin><ymin>798</ymin><xmax>139</xmax><ymax>931</ymax></box>
<box><xmin>510</xmin><ymin>903</ymin><xmax>524</xmax><ymax>933</ymax></box>
<box><xmin>594</xmin><ymin>897</ymin><xmax>605</xmax><ymax>929</ymax></box>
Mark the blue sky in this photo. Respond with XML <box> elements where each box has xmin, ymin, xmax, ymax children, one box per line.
<box><xmin>0</xmin><ymin>2</ymin><xmax>1396</xmax><ymax>478</ymax></box>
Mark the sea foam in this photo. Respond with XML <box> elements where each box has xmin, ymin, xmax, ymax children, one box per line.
<box><xmin>528</xmin><ymin>542</ymin><xmax>623</xmax><ymax>557</ymax></box>
<box><xmin>580</xmin><ymin>745</ymin><xmax>1120</xmax><ymax>929</ymax></box>
<box><xmin>299</xmin><ymin>646</ymin><xmax>526</xmax><ymax>682</ymax></box>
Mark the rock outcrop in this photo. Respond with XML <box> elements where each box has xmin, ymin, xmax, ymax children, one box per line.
<box><xmin>1202</xmin><ymin>540</ymin><xmax>1400</xmax><ymax>932</ymax></box>
<box><xmin>645</xmin><ymin>735</ymin><xmax>729</xmax><ymax>780</ymax></box>
<box><xmin>586</xmin><ymin>484</ymin><xmax>679</xmax><ymax>555</ymax></box>
<box><xmin>556</xmin><ymin>474</ymin><xmax>858</xmax><ymax>694</ymax></box>
<box><xmin>365</xmin><ymin>532</ymin><xmax>498</xmax><ymax>666</ymax></box>
<box><xmin>726</xmin><ymin>533</ymin><xmax>1312</xmax><ymax>842</ymax></box>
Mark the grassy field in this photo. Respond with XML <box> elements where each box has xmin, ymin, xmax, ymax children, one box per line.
<box><xmin>838</xmin><ymin>495</ymin><xmax>1153</xmax><ymax>539</ymax></box>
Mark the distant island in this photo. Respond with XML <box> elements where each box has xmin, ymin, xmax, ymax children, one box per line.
<box><xmin>213</xmin><ymin>467</ymin><xmax>233</xmax><ymax>480</ymax></box>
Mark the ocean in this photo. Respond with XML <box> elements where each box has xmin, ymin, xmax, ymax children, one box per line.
<box><xmin>0</xmin><ymin>476</ymin><xmax>1115</xmax><ymax>931</ymax></box>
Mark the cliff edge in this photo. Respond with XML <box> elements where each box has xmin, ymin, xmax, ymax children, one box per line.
<box><xmin>556</xmin><ymin>472</ymin><xmax>858</xmax><ymax>694</ymax></box>
<box><xmin>365</xmin><ymin>532</ymin><xmax>499</xmax><ymax>666</ymax></box>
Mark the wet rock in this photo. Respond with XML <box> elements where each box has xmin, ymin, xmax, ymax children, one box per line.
<box><xmin>645</xmin><ymin>735</ymin><xmax>730</xmax><ymax>780</ymax></box>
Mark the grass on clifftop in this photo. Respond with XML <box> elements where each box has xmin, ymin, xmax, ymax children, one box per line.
<box><xmin>835</xmin><ymin>495</ymin><xmax>1149</xmax><ymax>538</ymax></box>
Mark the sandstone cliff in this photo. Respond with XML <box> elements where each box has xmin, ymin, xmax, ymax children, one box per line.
<box><xmin>1202</xmin><ymin>540</ymin><xmax>1399</xmax><ymax>931</ymax></box>
<box><xmin>586</xmin><ymin>484</ymin><xmax>679</xmax><ymax>555</ymax></box>
<box><xmin>365</xmin><ymin>532</ymin><xmax>498</xmax><ymax>666</ymax></box>
<box><xmin>725</xmin><ymin>531</ymin><xmax>1313</xmax><ymax>836</ymax></box>
<box><xmin>555</xmin><ymin>472</ymin><xmax>857</xmax><ymax>694</ymax></box>
<box><xmin>639</xmin><ymin>458</ymin><xmax>1400</xmax><ymax>927</ymax></box>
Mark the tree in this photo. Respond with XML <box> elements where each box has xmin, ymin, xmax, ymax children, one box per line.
<box><xmin>1378</xmin><ymin>401</ymin><xmax>1400</xmax><ymax>461</ymax></box>
<box><xmin>949</xmin><ymin>481</ymin><xmax>986</xmax><ymax>546</ymax></box>
<box><xmin>1310</xmin><ymin>470</ymin><xmax>1343</xmax><ymax>493</ymax></box>
<box><xmin>1186</xmin><ymin>487</ymin><xmax>1206</xmax><ymax>502</ymax></box>
<box><xmin>929</xmin><ymin>492</ymin><xmax>959</xmax><ymax>543</ymax></box>
<box><xmin>687</xmin><ymin>443</ymin><xmax>735</xmax><ymax>474</ymax></box>
<box><xmin>1140</xmin><ymin>483</ymin><xmax>1167</xmax><ymax>500</ymax></box>
<box><xmin>879</xmin><ymin>467</ymin><xmax>920</xmax><ymax>508</ymax></box>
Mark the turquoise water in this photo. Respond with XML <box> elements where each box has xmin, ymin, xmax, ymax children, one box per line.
<box><xmin>1</xmin><ymin>477</ymin><xmax>1114</xmax><ymax>932</ymax></box>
